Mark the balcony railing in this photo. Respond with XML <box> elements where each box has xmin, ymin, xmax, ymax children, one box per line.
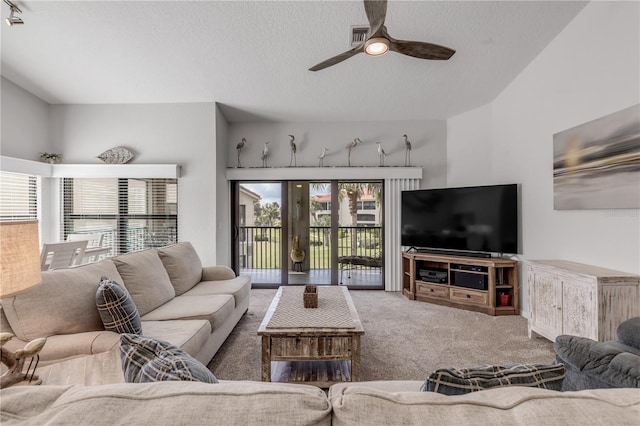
<box><xmin>239</xmin><ymin>226</ymin><xmax>381</xmax><ymax>270</ymax></box>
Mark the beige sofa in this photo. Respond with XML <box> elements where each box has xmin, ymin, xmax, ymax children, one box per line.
<box><xmin>0</xmin><ymin>242</ymin><xmax>250</xmax><ymax>366</ymax></box>
<box><xmin>1</xmin><ymin>379</ymin><xmax>638</xmax><ymax>425</ymax></box>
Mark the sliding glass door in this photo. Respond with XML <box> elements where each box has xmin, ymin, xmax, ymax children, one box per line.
<box><xmin>232</xmin><ymin>180</ymin><xmax>383</xmax><ymax>289</ymax></box>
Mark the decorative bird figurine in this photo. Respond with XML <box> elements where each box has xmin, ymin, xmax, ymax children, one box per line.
<box><xmin>376</xmin><ymin>141</ymin><xmax>387</xmax><ymax>166</ymax></box>
<box><xmin>288</xmin><ymin>134</ymin><xmax>297</xmax><ymax>167</ymax></box>
<box><xmin>290</xmin><ymin>235</ymin><xmax>305</xmax><ymax>272</ymax></box>
<box><xmin>236</xmin><ymin>138</ymin><xmax>246</xmax><ymax>168</ymax></box>
<box><xmin>1</xmin><ymin>333</ymin><xmax>47</xmax><ymax>388</ymax></box>
<box><xmin>261</xmin><ymin>141</ymin><xmax>270</xmax><ymax>167</ymax></box>
<box><xmin>317</xmin><ymin>147</ymin><xmax>329</xmax><ymax>167</ymax></box>
<box><xmin>403</xmin><ymin>134</ymin><xmax>412</xmax><ymax>166</ymax></box>
<box><xmin>345</xmin><ymin>138</ymin><xmax>361</xmax><ymax>167</ymax></box>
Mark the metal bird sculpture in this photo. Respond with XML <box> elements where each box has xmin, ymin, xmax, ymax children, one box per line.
<box><xmin>288</xmin><ymin>134</ymin><xmax>297</xmax><ymax>167</ymax></box>
<box><xmin>403</xmin><ymin>134</ymin><xmax>412</xmax><ymax>166</ymax></box>
<box><xmin>236</xmin><ymin>138</ymin><xmax>246</xmax><ymax>168</ymax></box>
<box><xmin>346</xmin><ymin>138</ymin><xmax>361</xmax><ymax>167</ymax></box>
<box><xmin>261</xmin><ymin>141</ymin><xmax>270</xmax><ymax>167</ymax></box>
<box><xmin>376</xmin><ymin>141</ymin><xmax>387</xmax><ymax>166</ymax></box>
<box><xmin>318</xmin><ymin>147</ymin><xmax>328</xmax><ymax>167</ymax></box>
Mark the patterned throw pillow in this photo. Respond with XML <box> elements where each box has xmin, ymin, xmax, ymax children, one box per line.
<box><xmin>96</xmin><ymin>276</ymin><xmax>142</xmax><ymax>335</ymax></box>
<box><xmin>119</xmin><ymin>333</ymin><xmax>218</xmax><ymax>383</ymax></box>
<box><xmin>421</xmin><ymin>363</ymin><xmax>565</xmax><ymax>395</ymax></box>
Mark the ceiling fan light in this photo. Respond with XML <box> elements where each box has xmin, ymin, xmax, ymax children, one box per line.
<box><xmin>365</xmin><ymin>37</ymin><xmax>389</xmax><ymax>56</ymax></box>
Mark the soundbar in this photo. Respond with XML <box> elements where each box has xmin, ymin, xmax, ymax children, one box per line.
<box><xmin>414</xmin><ymin>248</ymin><xmax>491</xmax><ymax>259</ymax></box>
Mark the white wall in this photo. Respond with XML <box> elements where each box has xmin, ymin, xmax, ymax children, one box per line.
<box><xmin>226</xmin><ymin>120</ymin><xmax>447</xmax><ymax>188</ymax></box>
<box><xmin>446</xmin><ymin>103</ymin><xmax>493</xmax><ymax>187</ymax></box>
<box><xmin>1</xmin><ymin>77</ymin><xmax>50</xmax><ymax>159</ymax></box>
<box><xmin>215</xmin><ymin>104</ymin><xmax>231</xmax><ymax>266</ymax></box>
<box><xmin>448</xmin><ymin>1</ymin><xmax>640</xmax><ymax>315</ymax></box>
<box><xmin>0</xmin><ymin>77</ymin><xmax>58</xmax><ymax>241</ymax></box>
<box><xmin>48</xmin><ymin>103</ymin><xmax>219</xmax><ymax>264</ymax></box>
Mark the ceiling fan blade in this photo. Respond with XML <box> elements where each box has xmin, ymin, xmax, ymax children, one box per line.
<box><xmin>388</xmin><ymin>37</ymin><xmax>456</xmax><ymax>60</ymax></box>
<box><xmin>309</xmin><ymin>44</ymin><xmax>364</xmax><ymax>72</ymax></box>
<box><xmin>364</xmin><ymin>0</ymin><xmax>387</xmax><ymax>36</ymax></box>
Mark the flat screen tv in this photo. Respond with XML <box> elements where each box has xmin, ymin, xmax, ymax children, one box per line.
<box><xmin>401</xmin><ymin>184</ymin><xmax>519</xmax><ymax>255</ymax></box>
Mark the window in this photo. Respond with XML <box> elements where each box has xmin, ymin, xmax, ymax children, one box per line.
<box><xmin>357</xmin><ymin>214</ymin><xmax>376</xmax><ymax>222</ymax></box>
<box><xmin>61</xmin><ymin>178</ymin><xmax>178</xmax><ymax>255</ymax></box>
<box><xmin>0</xmin><ymin>171</ymin><xmax>39</xmax><ymax>221</ymax></box>
<box><xmin>361</xmin><ymin>201</ymin><xmax>376</xmax><ymax>210</ymax></box>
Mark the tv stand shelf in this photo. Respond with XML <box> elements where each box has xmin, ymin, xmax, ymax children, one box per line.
<box><xmin>402</xmin><ymin>252</ymin><xmax>519</xmax><ymax>316</ymax></box>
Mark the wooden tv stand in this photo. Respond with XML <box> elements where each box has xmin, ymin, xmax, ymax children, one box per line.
<box><xmin>402</xmin><ymin>252</ymin><xmax>519</xmax><ymax>316</ymax></box>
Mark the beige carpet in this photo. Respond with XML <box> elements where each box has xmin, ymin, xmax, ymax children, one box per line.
<box><xmin>207</xmin><ymin>289</ymin><xmax>555</xmax><ymax>382</ymax></box>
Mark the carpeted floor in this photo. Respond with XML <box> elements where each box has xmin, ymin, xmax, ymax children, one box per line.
<box><xmin>207</xmin><ymin>289</ymin><xmax>555</xmax><ymax>382</ymax></box>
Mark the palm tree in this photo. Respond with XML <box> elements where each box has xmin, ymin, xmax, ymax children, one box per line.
<box><xmin>339</xmin><ymin>183</ymin><xmax>381</xmax><ymax>255</ymax></box>
<box><xmin>258</xmin><ymin>202</ymin><xmax>280</xmax><ymax>227</ymax></box>
<box><xmin>310</xmin><ymin>181</ymin><xmax>382</xmax><ymax>256</ymax></box>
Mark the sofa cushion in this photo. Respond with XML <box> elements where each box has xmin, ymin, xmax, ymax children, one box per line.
<box><xmin>0</xmin><ymin>260</ymin><xmax>123</xmax><ymax>341</ymax></box>
<box><xmin>420</xmin><ymin>364</ymin><xmax>566</xmax><ymax>395</ymax></box>
<box><xmin>141</xmin><ymin>319</ymin><xmax>211</xmax><ymax>359</ymax></box>
<box><xmin>140</xmin><ymin>294</ymin><xmax>235</xmax><ymax>331</ymax></box>
<box><xmin>181</xmin><ymin>275</ymin><xmax>251</xmax><ymax>308</ymax></box>
<box><xmin>96</xmin><ymin>277</ymin><xmax>142</xmax><ymax>335</ymax></box>
<box><xmin>157</xmin><ymin>242</ymin><xmax>203</xmax><ymax>296</ymax></box>
<box><xmin>119</xmin><ymin>334</ymin><xmax>217</xmax><ymax>383</ymax></box>
<box><xmin>617</xmin><ymin>317</ymin><xmax>640</xmax><ymax>349</ymax></box>
<box><xmin>328</xmin><ymin>385</ymin><xmax>640</xmax><ymax>426</ymax></box>
<box><xmin>112</xmin><ymin>249</ymin><xmax>175</xmax><ymax>316</ymax></box>
<box><xmin>1</xmin><ymin>381</ymin><xmax>332</xmax><ymax>426</ymax></box>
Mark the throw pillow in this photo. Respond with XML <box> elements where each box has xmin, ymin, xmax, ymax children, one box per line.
<box><xmin>96</xmin><ymin>276</ymin><xmax>142</xmax><ymax>335</ymax></box>
<box><xmin>119</xmin><ymin>333</ymin><xmax>218</xmax><ymax>383</ymax></box>
<box><xmin>420</xmin><ymin>363</ymin><xmax>565</xmax><ymax>395</ymax></box>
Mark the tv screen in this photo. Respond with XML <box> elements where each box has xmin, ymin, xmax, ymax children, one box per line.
<box><xmin>401</xmin><ymin>184</ymin><xmax>518</xmax><ymax>254</ymax></box>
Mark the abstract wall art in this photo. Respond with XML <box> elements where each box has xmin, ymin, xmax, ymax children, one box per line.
<box><xmin>553</xmin><ymin>104</ymin><xmax>640</xmax><ymax>210</ymax></box>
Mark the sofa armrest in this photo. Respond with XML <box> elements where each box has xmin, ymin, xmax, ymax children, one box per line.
<box><xmin>201</xmin><ymin>266</ymin><xmax>236</xmax><ymax>281</ymax></box>
<box><xmin>554</xmin><ymin>335</ymin><xmax>622</xmax><ymax>371</ymax></box>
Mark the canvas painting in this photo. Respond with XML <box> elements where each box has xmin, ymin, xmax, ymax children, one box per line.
<box><xmin>553</xmin><ymin>104</ymin><xmax>640</xmax><ymax>210</ymax></box>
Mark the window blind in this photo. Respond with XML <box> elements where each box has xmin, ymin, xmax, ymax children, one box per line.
<box><xmin>61</xmin><ymin>178</ymin><xmax>178</xmax><ymax>255</ymax></box>
<box><xmin>0</xmin><ymin>171</ymin><xmax>39</xmax><ymax>221</ymax></box>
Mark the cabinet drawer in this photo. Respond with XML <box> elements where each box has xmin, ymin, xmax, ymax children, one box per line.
<box><xmin>416</xmin><ymin>282</ymin><xmax>449</xmax><ymax>299</ymax></box>
<box><xmin>450</xmin><ymin>287</ymin><xmax>488</xmax><ymax>305</ymax></box>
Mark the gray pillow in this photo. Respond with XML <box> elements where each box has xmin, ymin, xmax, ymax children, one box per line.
<box><xmin>157</xmin><ymin>242</ymin><xmax>203</xmax><ymax>296</ymax></box>
<box><xmin>617</xmin><ymin>317</ymin><xmax>640</xmax><ymax>349</ymax></box>
<box><xmin>96</xmin><ymin>277</ymin><xmax>142</xmax><ymax>335</ymax></box>
<box><xmin>112</xmin><ymin>249</ymin><xmax>175</xmax><ymax>316</ymax></box>
<box><xmin>421</xmin><ymin>363</ymin><xmax>565</xmax><ymax>395</ymax></box>
<box><xmin>119</xmin><ymin>334</ymin><xmax>218</xmax><ymax>383</ymax></box>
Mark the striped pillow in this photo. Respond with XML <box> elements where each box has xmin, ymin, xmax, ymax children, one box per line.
<box><xmin>421</xmin><ymin>363</ymin><xmax>565</xmax><ymax>395</ymax></box>
<box><xmin>96</xmin><ymin>277</ymin><xmax>142</xmax><ymax>335</ymax></box>
<box><xmin>119</xmin><ymin>334</ymin><xmax>218</xmax><ymax>383</ymax></box>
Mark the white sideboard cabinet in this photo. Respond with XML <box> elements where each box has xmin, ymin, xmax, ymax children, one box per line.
<box><xmin>526</xmin><ymin>260</ymin><xmax>639</xmax><ymax>342</ymax></box>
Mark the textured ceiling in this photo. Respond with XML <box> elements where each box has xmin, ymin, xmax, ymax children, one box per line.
<box><xmin>1</xmin><ymin>1</ymin><xmax>587</xmax><ymax>122</ymax></box>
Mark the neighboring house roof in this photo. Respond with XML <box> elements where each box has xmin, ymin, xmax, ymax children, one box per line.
<box><xmin>239</xmin><ymin>185</ymin><xmax>261</xmax><ymax>202</ymax></box>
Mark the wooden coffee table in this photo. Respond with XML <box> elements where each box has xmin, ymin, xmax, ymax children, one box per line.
<box><xmin>258</xmin><ymin>286</ymin><xmax>364</xmax><ymax>388</ymax></box>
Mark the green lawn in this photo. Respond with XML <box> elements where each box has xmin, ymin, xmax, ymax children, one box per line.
<box><xmin>248</xmin><ymin>234</ymin><xmax>380</xmax><ymax>269</ymax></box>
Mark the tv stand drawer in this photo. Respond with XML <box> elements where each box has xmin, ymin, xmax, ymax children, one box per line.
<box><xmin>416</xmin><ymin>282</ymin><xmax>449</xmax><ymax>299</ymax></box>
<box><xmin>450</xmin><ymin>287</ymin><xmax>488</xmax><ymax>305</ymax></box>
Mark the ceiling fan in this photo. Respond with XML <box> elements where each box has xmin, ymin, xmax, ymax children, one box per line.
<box><xmin>309</xmin><ymin>0</ymin><xmax>455</xmax><ymax>72</ymax></box>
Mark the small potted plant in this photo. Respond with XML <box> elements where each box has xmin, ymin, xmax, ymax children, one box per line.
<box><xmin>40</xmin><ymin>152</ymin><xmax>62</xmax><ymax>164</ymax></box>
